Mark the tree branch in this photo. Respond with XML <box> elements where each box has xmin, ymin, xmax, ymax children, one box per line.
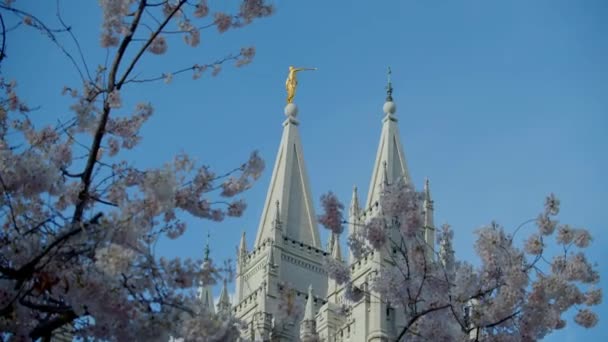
<box><xmin>116</xmin><ymin>0</ymin><xmax>188</xmax><ymax>88</ymax></box>
<box><xmin>29</xmin><ymin>310</ymin><xmax>78</xmax><ymax>340</ymax></box>
<box><xmin>71</xmin><ymin>0</ymin><xmax>147</xmax><ymax>224</ymax></box>
<box><xmin>396</xmin><ymin>304</ymin><xmax>452</xmax><ymax>341</ymax></box>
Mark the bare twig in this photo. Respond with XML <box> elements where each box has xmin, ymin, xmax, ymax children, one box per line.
<box><xmin>0</xmin><ymin>4</ymin><xmax>86</xmax><ymax>81</ymax></box>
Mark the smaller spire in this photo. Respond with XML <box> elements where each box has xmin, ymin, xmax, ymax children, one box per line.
<box><xmin>272</xmin><ymin>200</ymin><xmax>282</xmax><ymax>232</ymax></box>
<box><xmin>217</xmin><ymin>279</ymin><xmax>232</xmax><ymax>315</ymax></box>
<box><xmin>300</xmin><ymin>284</ymin><xmax>319</xmax><ymax>340</ymax></box>
<box><xmin>239</xmin><ymin>231</ymin><xmax>247</xmax><ymax>254</ymax></box>
<box><xmin>424</xmin><ymin>178</ymin><xmax>433</xmax><ymax>203</ymax></box>
<box><xmin>349</xmin><ymin>185</ymin><xmax>360</xmax><ymax>216</ymax></box>
<box><xmin>204</xmin><ymin>232</ymin><xmax>211</xmax><ymax>261</ymax></box>
<box><xmin>386</xmin><ymin>66</ymin><xmax>393</xmax><ymax>102</ymax></box>
<box><xmin>331</xmin><ymin>233</ymin><xmax>343</xmax><ymax>262</ymax></box>
<box><xmin>304</xmin><ymin>285</ymin><xmax>315</xmax><ymax>321</ymax></box>
<box><xmin>266</xmin><ymin>245</ymin><xmax>276</xmax><ymax>269</ymax></box>
<box><xmin>423</xmin><ymin>178</ymin><xmax>434</xmax><ymax>226</ymax></box>
<box><xmin>439</xmin><ymin>227</ymin><xmax>455</xmax><ymax>277</ymax></box>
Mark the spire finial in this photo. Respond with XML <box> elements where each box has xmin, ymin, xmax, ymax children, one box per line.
<box><xmin>386</xmin><ymin>66</ymin><xmax>393</xmax><ymax>102</ymax></box>
<box><xmin>304</xmin><ymin>284</ymin><xmax>315</xmax><ymax>320</ymax></box>
<box><xmin>424</xmin><ymin>177</ymin><xmax>433</xmax><ymax>205</ymax></box>
<box><xmin>204</xmin><ymin>231</ymin><xmax>211</xmax><ymax>261</ymax></box>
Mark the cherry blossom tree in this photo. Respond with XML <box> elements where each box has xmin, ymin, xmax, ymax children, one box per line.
<box><xmin>319</xmin><ymin>182</ymin><xmax>601</xmax><ymax>341</ymax></box>
<box><xmin>0</xmin><ymin>0</ymin><xmax>272</xmax><ymax>340</ymax></box>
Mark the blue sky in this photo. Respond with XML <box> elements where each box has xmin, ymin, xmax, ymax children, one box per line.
<box><xmin>4</xmin><ymin>0</ymin><xmax>607</xmax><ymax>340</ymax></box>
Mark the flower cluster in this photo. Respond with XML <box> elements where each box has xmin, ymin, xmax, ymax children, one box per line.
<box><xmin>0</xmin><ymin>0</ymin><xmax>274</xmax><ymax>338</ymax></box>
<box><xmin>317</xmin><ymin>183</ymin><xmax>601</xmax><ymax>340</ymax></box>
<box><xmin>318</xmin><ymin>191</ymin><xmax>344</xmax><ymax>234</ymax></box>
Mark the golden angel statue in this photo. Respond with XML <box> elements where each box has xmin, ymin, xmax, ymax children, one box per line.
<box><xmin>285</xmin><ymin>66</ymin><xmax>317</xmax><ymax>104</ymax></box>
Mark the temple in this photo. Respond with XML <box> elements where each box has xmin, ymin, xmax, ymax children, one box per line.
<box><xmin>204</xmin><ymin>70</ymin><xmax>437</xmax><ymax>341</ymax></box>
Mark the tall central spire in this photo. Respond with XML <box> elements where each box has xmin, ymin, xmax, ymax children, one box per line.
<box><xmin>366</xmin><ymin>68</ymin><xmax>411</xmax><ymax>208</ymax></box>
<box><xmin>255</xmin><ymin>103</ymin><xmax>321</xmax><ymax>248</ymax></box>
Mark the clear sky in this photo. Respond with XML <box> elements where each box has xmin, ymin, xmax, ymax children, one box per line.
<box><xmin>4</xmin><ymin>0</ymin><xmax>607</xmax><ymax>340</ymax></box>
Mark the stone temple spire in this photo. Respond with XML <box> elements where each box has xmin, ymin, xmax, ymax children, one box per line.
<box><xmin>348</xmin><ymin>185</ymin><xmax>361</xmax><ymax>262</ymax></box>
<box><xmin>238</xmin><ymin>231</ymin><xmax>247</xmax><ymax>259</ymax></box>
<box><xmin>300</xmin><ymin>285</ymin><xmax>319</xmax><ymax>341</ymax></box>
<box><xmin>217</xmin><ymin>279</ymin><xmax>232</xmax><ymax>315</ymax></box>
<box><xmin>330</xmin><ymin>233</ymin><xmax>343</xmax><ymax>262</ymax></box>
<box><xmin>203</xmin><ymin>232</ymin><xmax>211</xmax><ymax>261</ymax></box>
<box><xmin>197</xmin><ymin>234</ymin><xmax>215</xmax><ymax>314</ymax></box>
<box><xmin>328</xmin><ymin>233</ymin><xmax>344</xmax><ymax>297</ymax></box>
<box><xmin>366</xmin><ymin>68</ymin><xmax>411</xmax><ymax>209</ymax></box>
<box><xmin>255</xmin><ymin>102</ymin><xmax>321</xmax><ymax>248</ymax></box>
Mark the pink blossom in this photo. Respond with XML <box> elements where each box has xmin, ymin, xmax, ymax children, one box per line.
<box><xmin>101</xmin><ymin>33</ymin><xmax>119</xmax><ymax>48</ymax></box>
<box><xmin>573</xmin><ymin>229</ymin><xmax>592</xmax><ymax>248</ymax></box>
<box><xmin>318</xmin><ymin>192</ymin><xmax>344</xmax><ymax>234</ymax></box>
<box><xmin>99</xmin><ymin>0</ymin><xmax>133</xmax><ymax>47</ymax></box>
<box><xmin>574</xmin><ymin>309</ymin><xmax>598</xmax><ymax>328</ymax></box>
<box><xmin>239</xmin><ymin>0</ymin><xmax>274</xmax><ymax>23</ymax></box>
<box><xmin>192</xmin><ymin>64</ymin><xmax>207</xmax><ymax>79</ymax></box>
<box><xmin>179</xmin><ymin>20</ymin><xmax>200</xmax><ymax>47</ymax></box>
<box><xmin>94</xmin><ymin>243</ymin><xmax>135</xmax><ymax>276</ymax></box>
<box><xmin>194</xmin><ymin>0</ymin><xmax>209</xmax><ymax>18</ymax></box>
<box><xmin>107</xmin><ymin>137</ymin><xmax>120</xmax><ymax>156</ymax></box>
<box><xmin>166</xmin><ymin>220</ymin><xmax>187</xmax><ymax>239</ymax></box>
<box><xmin>192</xmin><ymin>166</ymin><xmax>215</xmax><ymax>192</ymax></box>
<box><xmin>243</xmin><ymin>150</ymin><xmax>264</xmax><ymax>180</ymax></box>
<box><xmin>324</xmin><ymin>257</ymin><xmax>350</xmax><ymax>285</ymax></box>
<box><xmin>545</xmin><ymin>193</ymin><xmax>560</xmax><ymax>216</ymax></box>
<box><xmin>365</xmin><ymin>217</ymin><xmax>386</xmax><ymax>249</ymax></box>
<box><xmin>148</xmin><ymin>35</ymin><xmax>168</xmax><ymax>55</ymax></box>
<box><xmin>227</xmin><ymin>200</ymin><xmax>246</xmax><ymax>217</ymax></box>
<box><xmin>556</xmin><ymin>224</ymin><xmax>574</xmax><ymax>244</ymax></box>
<box><xmin>163</xmin><ymin>2</ymin><xmax>179</xmax><ymax>18</ymax></box>
<box><xmin>23</xmin><ymin>16</ymin><xmax>33</xmax><ymax>26</ymax></box>
<box><xmin>107</xmin><ymin>182</ymin><xmax>127</xmax><ymax>205</ymax></box>
<box><xmin>537</xmin><ymin>213</ymin><xmax>556</xmax><ymax>235</ymax></box>
<box><xmin>564</xmin><ymin>253</ymin><xmax>598</xmax><ymax>283</ymax></box>
<box><xmin>347</xmin><ymin>233</ymin><xmax>368</xmax><ymax>259</ymax></box>
<box><xmin>211</xmin><ymin>64</ymin><xmax>222</xmax><ymax>77</ymax></box>
<box><xmin>211</xmin><ymin>209</ymin><xmax>225</xmax><ymax>222</ymax></box>
<box><xmin>107</xmin><ymin>89</ymin><xmax>122</xmax><ymax>108</ymax></box>
<box><xmin>236</xmin><ymin>46</ymin><xmax>256</xmax><ymax>67</ymax></box>
<box><xmin>379</xmin><ymin>182</ymin><xmax>422</xmax><ymax>235</ymax></box>
<box><xmin>584</xmin><ymin>288</ymin><xmax>602</xmax><ymax>306</ymax></box>
<box><xmin>106</xmin><ymin>102</ymin><xmax>153</xmax><ymax>149</ymax></box>
<box><xmin>49</xmin><ymin>142</ymin><xmax>73</xmax><ymax>167</ymax></box>
<box><xmin>524</xmin><ymin>233</ymin><xmax>543</xmax><ymax>255</ymax></box>
<box><xmin>220</xmin><ymin>177</ymin><xmax>248</xmax><ymax>197</ymax></box>
<box><xmin>144</xmin><ymin>168</ymin><xmax>177</xmax><ymax>210</ymax></box>
<box><xmin>214</xmin><ymin>12</ymin><xmax>232</xmax><ymax>33</ymax></box>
